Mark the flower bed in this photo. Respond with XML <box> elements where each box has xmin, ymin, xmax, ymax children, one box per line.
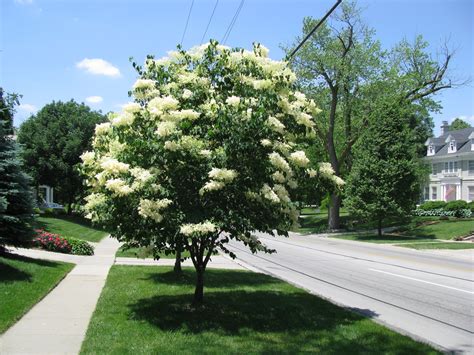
<box><xmin>33</xmin><ymin>229</ymin><xmax>94</xmax><ymax>255</ymax></box>
<box><xmin>33</xmin><ymin>229</ymin><xmax>71</xmax><ymax>253</ymax></box>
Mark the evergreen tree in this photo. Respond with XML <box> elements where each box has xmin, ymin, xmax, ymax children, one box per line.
<box><xmin>0</xmin><ymin>90</ymin><xmax>35</xmax><ymax>249</ymax></box>
<box><xmin>345</xmin><ymin>102</ymin><xmax>423</xmax><ymax>237</ymax></box>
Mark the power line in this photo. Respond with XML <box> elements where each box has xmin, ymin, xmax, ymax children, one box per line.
<box><xmin>180</xmin><ymin>0</ymin><xmax>195</xmax><ymax>47</ymax></box>
<box><xmin>221</xmin><ymin>0</ymin><xmax>245</xmax><ymax>44</ymax></box>
<box><xmin>201</xmin><ymin>0</ymin><xmax>219</xmax><ymax>44</ymax></box>
<box><xmin>287</xmin><ymin>0</ymin><xmax>342</xmax><ymax>60</ymax></box>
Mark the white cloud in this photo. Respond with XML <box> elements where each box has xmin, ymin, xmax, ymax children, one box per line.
<box><xmin>18</xmin><ymin>104</ymin><xmax>37</xmax><ymax>113</ymax></box>
<box><xmin>76</xmin><ymin>58</ymin><xmax>121</xmax><ymax>77</ymax></box>
<box><xmin>15</xmin><ymin>0</ymin><xmax>34</xmax><ymax>5</ymax></box>
<box><xmin>86</xmin><ymin>96</ymin><xmax>103</xmax><ymax>104</ymax></box>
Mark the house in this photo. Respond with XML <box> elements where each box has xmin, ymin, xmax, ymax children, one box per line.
<box><xmin>423</xmin><ymin>121</ymin><xmax>474</xmax><ymax>202</ymax></box>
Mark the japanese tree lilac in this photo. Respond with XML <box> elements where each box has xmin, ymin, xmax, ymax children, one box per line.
<box><xmin>81</xmin><ymin>40</ymin><xmax>336</xmax><ymax>304</ymax></box>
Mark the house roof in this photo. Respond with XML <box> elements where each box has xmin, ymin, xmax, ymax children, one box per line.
<box><xmin>425</xmin><ymin>127</ymin><xmax>474</xmax><ymax>158</ymax></box>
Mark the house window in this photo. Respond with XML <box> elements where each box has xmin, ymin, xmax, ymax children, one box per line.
<box><xmin>448</xmin><ymin>140</ymin><xmax>456</xmax><ymax>153</ymax></box>
<box><xmin>444</xmin><ymin>161</ymin><xmax>458</xmax><ymax>173</ymax></box>
<box><xmin>469</xmin><ymin>161</ymin><xmax>474</xmax><ymax>175</ymax></box>
<box><xmin>428</xmin><ymin>145</ymin><xmax>434</xmax><ymax>155</ymax></box>
<box><xmin>469</xmin><ymin>186</ymin><xmax>474</xmax><ymax>201</ymax></box>
<box><xmin>424</xmin><ymin>187</ymin><xmax>429</xmax><ymax>200</ymax></box>
<box><xmin>431</xmin><ymin>187</ymin><xmax>437</xmax><ymax>200</ymax></box>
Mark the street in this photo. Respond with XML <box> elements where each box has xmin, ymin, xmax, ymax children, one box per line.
<box><xmin>228</xmin><ymin>233</ymin><xmax>474</xmax><ymax>353</ymax></box>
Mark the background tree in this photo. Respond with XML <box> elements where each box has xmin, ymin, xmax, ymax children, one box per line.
<box><xmin>0</xmin><ymin>89</ymin><xmax>35</xmax><ymax>249</ymax></box>
<box><xmin>17</xmin><ymin>100</ymin><xmax>106</xmax><ymax>213</ymax></box>
<box><xmin>449</xmin><ymin>117</ymin><xmax>471</xmax><ymax>130</ymax></box>
<box><xmin>82</xmin><ymin>41</ymin><xmax>341</xmax><ymax>304</ymax></box>
<box><xmin>287</xmin><ymin>1</ymin><xmax>457</xmax><ymax>229</ymax></box>
<box><xmin>344</xmin><ymin>101</ymin><xmax>424</xmax><ymax>237</ymax></box>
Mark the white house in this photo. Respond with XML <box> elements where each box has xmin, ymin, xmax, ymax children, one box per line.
<box><xmin>423</xmin><ymin>122</ymin><xmax>474</xmax><ymax>202</ymax></box>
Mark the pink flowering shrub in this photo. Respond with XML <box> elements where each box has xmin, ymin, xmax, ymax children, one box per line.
<box><xmin>33</xmin><ymin>229</ymin><xmax>72</xmax><ymax>254</ymax></box>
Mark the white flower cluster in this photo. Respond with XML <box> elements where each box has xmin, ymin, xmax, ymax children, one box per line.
<box><xmin>266</xmin><ymin>116</ymin><xmax>285</xmax><ymax>134</ymax></box>
<box><xmin>317</xmin><ymin>162</ymin><xmax>345</xmax><ymax>187</ymax></box>
<box><xmin>200</xmin><ymin>168</ymin><xmax>238</xmax><ymax>195</ymax></box>
<box><xmin>130</xmin><ymin>167</ymin><xmax>153</xmax><ymax>188</ymax></box>
<box><xmin>156</xmin><ymin>121</ymin><xmax>177</xmax><ymax>137</ymax></box>
<box><xmin>95</xmin><ymin>122</ymin><xmax>112</xmax><ymax>136</ymax></box>
<box><xmin>138</xmin><ymin>198</ymin><xmax>172</xmax><ymax>222</ymax></box>
<box><xmin>208</xmin><ymin>168</ymin><xmax>238</xmax><ymax>182</ymax></box>
<box><xmin>112</xmin><ymin>112</ymin><xmax>135</xmax><ymax>127</ymax></box>
<box><xmin>180</xmin><ymin>221</ymin><xmax>217</xmax><ymax>236</ymax></box>
<box><xmin>133</xmin><ymin>79</ymin><xmax>155</xmax><ymax>90</ymax></box>
<box><xmin>295</xmin><ymin>112</ymin><xmax>315</xmax><ymax>128</ymax></box>
<box><xmin>268</xmin><ymin>152</ymin><xmax>292</xmax><ymax>174</ymax></box>
<box><xmin>162</xmin><ymin>109</ymin><xmax>200</xmax><ymax>122</ymax></box>
<box><xmin>81</xmin><ymin>151</ymin><xmax>95</xmax><ymax>165</ymax></box>
<box><xmin>105</xmin><ymin>178</ymin><xmax>133</xmax><ymax>196</ymax></box>
<box><xmin>84</xmin><ymin>193</ymin><xmax>106</xmax><ymax>211</ymax></box>
<box><xmin>182</xmin><ymin>89</ymin><xmax>193</xmax><ymax>99</ymax></box>
<box><xmin>261</xmin><ymin>184</ymin><xmax>280</xmax><ymax>204</ymax></box>
<box><xmin>100</xmin><ymin>158</ymin><xmax>130</xmax><ymax>174</ymax></box>
<box><xmin>122</xmin><ymin>102</ymin><xmax>141</xmax><ymax>114</ymax></box>
<box><xmin>289</xmin><ymin>151</ymin><xmax>310</xmax><ymax>167</ymax></box>
<box><xmin>133</xmin><ymin>79</ymin><xmax>158</xmax><ymax>100</ymax></box>
<box><xmin>148</xmin><ymin>95</ymin><xmax>180</xmax><ymax>116</ymax></box>
<box><xmin>225</xmin><ymin>96</ymin><xmax>240</xmax><ymax>107</ymax></box>
<box><xmin>319</xmin><ymin>162</ymin><xmax>335</xmax><ymax>177</ymax></box>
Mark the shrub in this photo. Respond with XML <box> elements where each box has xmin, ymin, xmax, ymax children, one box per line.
<box><xmin>65</xmin><ymin>237</ymin><xmax>94</xmax><ymax>255</ymax></box>
<box><xmin>418</xmin><ymin>201</ymin><xmax>446</xmax><ymax>210</ymax></box>
<box><xmin>467</xmin><ymin>201</ymin><xmax>474</xmax><ymax>212</ymax></box>
<box><xmin>33</xmin><ymin>229</ymin><xmax>71</xmax><ymax>253</ymax></box>
<box><xmin>445</xmin><ymin>200</ymin><xmax>468</xmax><ymax>212</ymax></box>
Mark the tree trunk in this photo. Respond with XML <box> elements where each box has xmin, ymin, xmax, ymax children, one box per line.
<box><xmin>377</xmin><ymin>216</ymin><xmax>383</xmax><ymax>237</ymax></box>
<box><xmin>174</xmin><ymin>243</ymin><xmax>182</xmax><ymax>273</ymax></box>
<box><xmin>193</xmin><ymin>267</ymin><xmax>204</xmax><ymax>305</ymax></box>
<box><xmin>328</xmin><ymin>194</ymin><xmax>341</xmax><ymax>230</ymax></box>
<box><xmin>327</xmin><ymin>87</ymin><xmax>341</xmax><ymax>230</ymax></box>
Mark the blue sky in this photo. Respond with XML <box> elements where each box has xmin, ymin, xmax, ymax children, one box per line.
<box><xmin>2</xmin><ymin>0</ymin><xmax>473</xmax><ymax>135</ymax></box>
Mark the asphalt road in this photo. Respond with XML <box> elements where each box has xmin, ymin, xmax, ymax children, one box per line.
<box><xmin>227</xmin><ymin>233</ymin><xmax>474</xmax><ymax>354</ymax></box>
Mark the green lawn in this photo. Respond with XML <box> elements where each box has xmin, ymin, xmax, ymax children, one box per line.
<box><xmin>81</xmin><ymin>266</ymin><xmax>438</xmax><ymax>354</ymax></box>
<box><xmin>296</xmin><ymin>208</ymin><xmax>409</xmax><ymax>234</ymax></box>
<box><xmin>116</xmin><ymin>246</ymin><xmax>191</xmax><ymax>259</ymax></box>
<box><xmin>333</xmin><ymin>233</ymin><xmax>435</xmax><ymax>244</ymax></box>
<box><xmin>0</xmin><ymin>253</ymin><xmax>74</xmax><ymax>333</ymax></box>
<box><xmin>35</xmin><ymin>215</ymin><xmax>108</xmax><ymax>242</ymax></box>
<box><xmin>396</xmin><ymin>218</ymin><xmax>474</xmax><ymax>240</ymax></box>
<box><xmin>398</xmin><ymin>242</ymin><xmax>474</xmax><ymax>250</ymax></box>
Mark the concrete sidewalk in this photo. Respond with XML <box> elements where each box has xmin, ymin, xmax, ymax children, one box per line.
<box><xmin>0</xmin><ymin>236</ymin><xmax>120</xmax><ymax>355</ymax></box>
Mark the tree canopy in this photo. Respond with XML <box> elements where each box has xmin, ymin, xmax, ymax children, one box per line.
<box><xmin>287</xmin><ymin>1</ymin><xmax>456</xmax><ymax>229</ymax></box>
<box><xmin>449</xmin><ymin>118</ymin><xmax>471</xmax><ymax>131</ymax></box>
<box><xmin>345</xmin><ymin>101</ymin><xmax>424</xmax><ymax>236</ymax></box>
<box><xmin>17</xmin><ymin>100</ymin><xmax>106</xmax><ymax>212</ymax></box>
<box><xmin>82</xmin><ymin>41</ymin><xmax>341</xmax><ymax>303</ymax></box>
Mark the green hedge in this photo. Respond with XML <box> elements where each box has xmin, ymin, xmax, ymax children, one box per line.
<box><xmin>419</xmin><ymin>201</ymin><xmax>446</xmax><ymax>210</ymax></box>
<box><xmin>445</xmin><ymin>200</ymin><xmax>468</xmax><ymax>211</ymax></box>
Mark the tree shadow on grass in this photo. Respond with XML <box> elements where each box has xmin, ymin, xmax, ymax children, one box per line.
<box><xmin>0</xmin><ymin>262</ymin><xmax>32</xmax><ymax>283</ymax></box>
<box><xmin>127</xmin><ymin>287</ymin><xmax>434</xmax><ymax>354</ymax></box>
<box><xmin>0</xmin><ymin>252</ymin><xmax>62</xmax><ymax>284</ymax></box>
<box><xmin>142</xmin><ymin>269</ymin><xmax>281</xmax><ymax>289</ymax></box>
